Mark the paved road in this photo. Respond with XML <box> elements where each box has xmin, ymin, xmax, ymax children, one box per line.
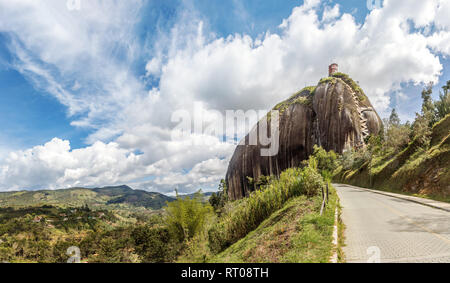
<box><xmin>335</xmin><ymin>184</ymin><xmax>450</xmax><ymax>263</ymax></box>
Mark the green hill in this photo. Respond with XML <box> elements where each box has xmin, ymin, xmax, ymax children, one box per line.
<box><xmin>0</xmin><ymin>185</ymin><xmax>176</xmax><ymax>210</ymax></box>
<box><xmin>177</xmin><ymin>151</ymin><xmax>342</xmax><ymax>263</ymax></box>
<box><xmin>335</xmin><ymin>114</ymin><xmax>450</xmax><ymax>202</ymax></box>
<box><xmin>209</xmin><ymin>193</ymin><xmax>338</xmax><ymax>263</ymax></box>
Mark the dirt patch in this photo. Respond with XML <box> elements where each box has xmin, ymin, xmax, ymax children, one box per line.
<box><xmin>404</xmin><ymin>166</ymin><xmax>449</xmax><ymax>197</ymax></box>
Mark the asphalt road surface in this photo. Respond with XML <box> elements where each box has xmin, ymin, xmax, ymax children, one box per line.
<box><xmin>334</xmin><ymin>184</ymin><xmax>450</xmax><ymax>263</ymax></box>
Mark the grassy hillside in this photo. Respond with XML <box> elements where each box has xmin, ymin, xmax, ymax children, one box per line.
<box><xmin>334</xmin><ymin>114</ymin><xmax>450</xmax><ymax>202</ymax></box>
<box><xmin>210</xmin><ymin>190</ymin><xmax>338</xmax><ymax>263</ymax></box>
<box><xmin>0</xmin><ymin>154</ymin><xmax>339</xmax><ymax>263</ymax></box>
<box><xmin>177</xmin><ymin>150</ymin><xmax>340</xmax><ymax>263</ymax></box>
<box><xmin>0</xmin><ymin>142</ymin><xmax>340</xmax><ymax>263</ymax></box>
<box><xmin>0</xmin><ymin>185</ymin><xmax>175</xmax><ymax>210</ymax></box>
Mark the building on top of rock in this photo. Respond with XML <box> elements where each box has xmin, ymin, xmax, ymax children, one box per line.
<box><xmin>329</xmin><ymin>63</ymin><xmax>338</xmax><ymax>76</ymax></box>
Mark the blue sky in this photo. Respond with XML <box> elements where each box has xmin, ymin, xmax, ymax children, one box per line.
<box><xmin>0</xmin><ymin>0</ymin><xmax>319</xmax><ymax>152</ymax></box>
<box><xmin>0</xmin><ymin>0</ymin><xmax>305</xmax><ymax>149</ymax></box>
<box><xmin>0</xmin><ymin>0</ymin><xmax>449</xmax><ymax>193</ymax></box>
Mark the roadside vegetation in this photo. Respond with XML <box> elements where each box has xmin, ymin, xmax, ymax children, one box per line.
<box><xmin>0</xmin><ymin>146</ymin><xmax>340</xmax><ymax>263</ymax></box>
<box><xmin>334</xmin><ymin>81</ymin><xmax>450</xmax><ymax>202</ymax></box>
<box><xmin>180</xmin><ymin>146</ymin><xmax>339</xmax><ymax>263</ymax></box>
<box><xmin>210</xmin><ymin>192</ymin><xmax>337</xmax><ymax>263</ymax></box>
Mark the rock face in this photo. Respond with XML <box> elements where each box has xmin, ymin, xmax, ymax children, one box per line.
<box><xmin>226</xmin><ymin>74</ymin><xmax>382</xmax><ymax>200</ymax></box>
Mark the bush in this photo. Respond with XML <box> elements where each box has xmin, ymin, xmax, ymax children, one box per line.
<box><xmin>165</xmin><ymin>192</ymin><xmax>213</xmax><ymax>242</ymax></box>
<box><xmin>299</xmin><ymin>161</ymin><xmax>325</xmax><ymax>197</ymax></box>
<box><xmin>131</xmin><ymin>225</ymin><xmax>180</xmax><ymax>263</ymax></box>
<box><xmin>385</xmin><ymin>123</ymin><xmax>411</xmax><ymax>152</ymax></box>
<box><xmin>209</xmin><ymin>180</ymin><xmax>229</xmax><ymax>213</ymax></box>
<box><xmin>338</xmin><ymin>148</ymin><xmax>371</xmax><ymax>171</ymax></box>
<box><xmin>304</xmin><ymin>145</ymin><xmax>338</xmax><ymax>179</ymax></box>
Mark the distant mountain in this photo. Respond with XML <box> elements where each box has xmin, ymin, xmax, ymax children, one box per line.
<box><xmin>179</xmin><ymin>191</ymin><xmax>215</xmax><ymax>201</ymax></box>
<box><xmin>104</xmin><ymin>186</ymin><xmax>175</xmax><ymax>209</ymax></box>
<box><xmin>0</xmin><ymin>185</ymin><xmax>176</xmax><ymax>210</ymax></box>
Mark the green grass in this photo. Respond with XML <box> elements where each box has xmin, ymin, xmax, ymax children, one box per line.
<box><xmin>318</xmin><ymin>77</ymin><xmax>337</xmax><ymax>85</ymax></box>
<box><xmin>431</xmin><ymin>113</ymin><xmax>450</xmax><ymax>146</ymax></box>
<box><xmin>268</xmin><ymin>86</ymin><xmax>316</xmax><ymax>120</ymax></box>
<box><xmin>178</xmin><ymin>165</ymin><xmax>333</xmax><ymax>263</ymax></box>
<box><xmin>331</xmin><ymin>72</ymin><xmax>366</xmax><ymax>102</ymax></box>
<box><xmin>336</xmin><ymin>202</ymin><xmax>346</xmax><ymax>263</ymax></box>
<box><xmin>210</xmin><ymin>186</ymin><xmax>338</xmax><ymax>263</ymax></box>
<box><xmin>208</xmin><ymin>166</ymin><xmax>324</xmax><ymax>254</ymax></box>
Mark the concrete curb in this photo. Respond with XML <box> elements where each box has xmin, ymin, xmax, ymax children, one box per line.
<box><xmin>330</xmin><ymin>207</ymin><xmax>339</xmax><ymax>263</ymax></box>
<box><xmin>338</xmin><ymin>184</ymin><xmax>450</xmax><ymax>213</ymax></box>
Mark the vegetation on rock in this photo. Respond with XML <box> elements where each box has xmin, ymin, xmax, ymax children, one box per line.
<box><xmin>331</xmin><ymin>72</ymin><xmax>366</xmax><ymax>102</ymax></box>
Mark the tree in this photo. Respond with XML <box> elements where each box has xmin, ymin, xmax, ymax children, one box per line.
<box><xmin>383</xmin><ymin>109</ymin><xmax>411</xmax><ymax>153</ymax></box>
<box><xmin>421</xmin><ymin>82</ymin><xmax>434</xmax><ymax>113</ymax></box>
<box><xmin>165</xmin><ymin>191</ymin><xmax>213</xmax><ymax>242</ymax></box>
<box><xmin>435</xmin><ymin>80</ymin><xmax>450</xmax><ymax>120</ymax></box>
<box><xmin>131</xmin><ymin>226</ymin><xmax>178</xmax><ymax>263</ymax></box>
<box><xmin>412</xmin><ymin>83</ymin><xmax>435</xmax><ymax>148</ymax></box>
<box><xmin>412</xmin><ymin>112</ymin><xmax>432</xmax><ymax>148</ymax></box>
<box><xmin>389</xmin><ymin>108</ymin><xmax>400</xmax><ymax>127</ymax></box>
<box><xmin>209</xmin><ymin>180</ymin><xmax>229</xmax><ymax>213</ymax></box>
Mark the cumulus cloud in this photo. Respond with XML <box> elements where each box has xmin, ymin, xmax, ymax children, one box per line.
<box><xmin>137</xmin><ymin>157</ymin><xmax>230</xmax><ymax>194</ymax></box>
<box><xmin>322</xmin><ymin>4</ymin><xmax>340</xmax><ymax>22</ymax></box>
<box><xmin>0</xmin><ymin>138</ymin><xmax>143</xmax><ymax>191</ymax></box>
<box><xmin>0</xmin><ymin>0</ymin><xmax>449</xmax><ymax>193</ymax></box>
<box><xmin>148</xmin><ymin>0</ymin><xmax>446</xmax><ymax>118</ymax></box>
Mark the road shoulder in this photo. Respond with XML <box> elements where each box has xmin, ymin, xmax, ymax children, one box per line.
<box><xmin>336</xmin><ymin>184</ymin><xmax>450</xmax><ymax>213</ymax></box>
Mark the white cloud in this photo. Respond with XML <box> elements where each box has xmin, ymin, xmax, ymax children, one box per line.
<box><xmin>0</xmin><ymin>0</ymin><xmax>145</xmax><ymax>128</ymax></box>
<box><xmin>137</xmin><ymin>157</ymin><xmax>230</xmax><ymax>193</ymax></box>
<box><xmin>145</xmin><ymin>57</ymin><xmax>162</xmax><ymax>77</ymax></box>
<box><xmin>147</xmin><ymin>0</ymin><xmax>446</xmax><ymax>118</ymax></box>
<box><xmin>0</xmin><ymin>138</ymin><xmax>143</xmax><ymax>191</ymax></box>
<box><xmin>322</xmin><ymin>4</ymin><xmax>340</xmax><ymax>22</ymax></box>
<box><xmin>0</xmin><ymin>0</ymin><xmax>449</xmax><ymax>193</ymax></box>
<box><xmin>428</xmin><ymin>32</ymin><xmax>450</xmax><ymax>55</ymax></box>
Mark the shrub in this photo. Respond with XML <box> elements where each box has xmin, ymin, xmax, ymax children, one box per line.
<box><xmin>299</xmin><ymin>163</ymin><xmax>325</xmax><ymax>197</ymax></box>
<box><xmin>305</xmin><ymin>145</ymin><xmax>338</xmax><ymax>179</ymax></box>
<box><xmin>131</xmin><ymin>225</ymin><xmax>180</xmax><ymax>263</ymax></box>
<box><xmin>209</xmin><ymin>179</ymin><xmax>229</xmax><ymax>213</ymax></box>
<box><xmin>338</xmin><ymin>148</ymin><xmax>371</xmax><ymax>171</ymax></box>
<box><xmin>165</xmin><ymin>192</ymin><xmax>213</xmax><ymax>242</ymax></box>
